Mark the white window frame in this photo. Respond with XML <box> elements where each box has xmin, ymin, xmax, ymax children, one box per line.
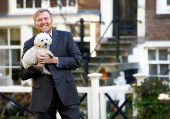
<box><xmin>156</xmin><ymin>0</ymin><xmax>170</xmax><ymax>14</ymax></box>
<box><xmin>11</xmin><ymin>0</ymin><xmax>78</xmax><ymax>15</ymax></box>
<box><xmin>144</xmin><ymin>41</ymin><xmax>170</xmax><ymax>80</ymax></box>
<box><xmin>0</xmin><ymin>28</ymin><xmax>21</xmax><ymax>85</ymax></box>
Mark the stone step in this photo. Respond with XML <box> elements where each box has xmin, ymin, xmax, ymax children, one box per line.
<box><xmin>90</xmin><ymin>56</ymin><xmax>123</xmax><ymax>63</ymax></box>
<box><xmin>100</xmin><ymin>41</ymin><xmax>132</xmax><ymax>49</ymax></box>
<box><xmin>96</xmin><ymin>48</ymin><xmax>128</xmax><ymax>56</ymax></box>
<box><xmin>106</xmin><ymin>36</ymin><xmax>137</xmax><ymax>42</ymax></box>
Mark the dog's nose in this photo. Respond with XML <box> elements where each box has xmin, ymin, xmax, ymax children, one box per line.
<box><xmin>44</xmin><ymin>43</ymin><xmax>47</xmax><ymax>45</ymax></box>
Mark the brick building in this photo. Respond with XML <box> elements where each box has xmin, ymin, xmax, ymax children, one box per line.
<box><xmin>0</xmin><ymin>0</ymin><xmax>170</xmax><ymax>86</ymax></box>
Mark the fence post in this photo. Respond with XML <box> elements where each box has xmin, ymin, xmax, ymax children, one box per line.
<box><xmin>132</xmin><ymin>73</ymin><xmax>147</xmax><ymax>117</ymax></box>
<box><xmin>88</xmin><ymin>73</ymin><xmax>103</xmax><ymax>119</ymax></box>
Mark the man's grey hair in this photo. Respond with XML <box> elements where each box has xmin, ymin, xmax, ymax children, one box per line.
<box><xmin>33</xmin><ymin>8</ymin><xmax>52</xmax><ymax>22</ymax></box>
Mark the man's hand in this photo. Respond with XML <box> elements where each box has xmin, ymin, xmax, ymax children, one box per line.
<box><xmin>37</xmin><ymin>52</ymin><xmax>57</xmax><ymax>64</ymax></box>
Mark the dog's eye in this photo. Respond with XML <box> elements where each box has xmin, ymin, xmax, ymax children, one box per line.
<box><xmin>41</xmin><ymin>40</ymin><xmax>43</xmax><ymax>42</ymax></box>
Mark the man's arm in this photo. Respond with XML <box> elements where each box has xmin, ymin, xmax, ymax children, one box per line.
<box><xmin>57</xmin><ymin>32</ymin><xmax>82</xmax><ymax>69</ymax></box>
<box><xmin>19</xmin><ymin>43</ymin><xmax>42</xmax><ymax>80</ymax></box>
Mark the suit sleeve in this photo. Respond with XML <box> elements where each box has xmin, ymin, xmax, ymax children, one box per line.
<box><xmin>57</xmin><ymin>32</ymin><xmax>82</xmax><ymax>69</ymax></box>
<box><xmin>19</xmin><ymin>43</ymin><xmax>42</xmax><ymax>80</ymax></box>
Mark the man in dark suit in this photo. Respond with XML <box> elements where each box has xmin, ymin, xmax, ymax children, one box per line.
<box><xmin>19</xmin><ymin>8</ymin><xmax>82</xmax><ymax>119</ymax></box>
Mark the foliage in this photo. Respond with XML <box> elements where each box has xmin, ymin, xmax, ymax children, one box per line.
<box><xmin>130</xmin><ymin>77</ymin><xmax>170</xmax><ymax>119</ymax></box>
<box><xmin>98</xmin><ymin>67</ymin><xmax>106</xmax><ymax>73</ymax></box>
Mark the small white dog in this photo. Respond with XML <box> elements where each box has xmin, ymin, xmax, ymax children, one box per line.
<box><xmin>22</xmin><ymin>33</ymin><xmax>54</xmax><ymax>75</ymax></box>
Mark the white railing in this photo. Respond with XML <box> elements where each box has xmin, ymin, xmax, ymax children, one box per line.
<box><xmin>0</xmin><ymin>73</ymin><xmax>146</xmax><ymax>119</ymax></box>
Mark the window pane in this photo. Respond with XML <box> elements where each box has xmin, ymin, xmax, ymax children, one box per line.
<box><xmin>58</xmin><ymin>0</ymin><xmax>67</xmax><ymax>6</ymax></box>
<box><xmin>160</xmin><ymin>64</ymin><xmax>168</xmax><ymax>75</ymax></box>
<box><xmin>33</xmin><ymin>27</ymin><xmax>39</xmax><ymax>36</ymax></box>
<box><xmin>0</xmin><ymin>50</ymin><xmax>9</xmax><ymax>66</ymax></box>
<box><xmin>168</xmin><ymin>0</ymin><xmax>170</xmax><ymax>5</ymax></box>
<box><xmin>12</xmin><ymin>49</ymin><xmax>21</xmax><ymax>66</ymax></box>
<box><xmin>0</xmin><ymin>29</ymin><xmax>7</xmax><ymax>45</ymax></box>
<box><xmin>160</xmin><ymin>77</ymin><xmax>169</xmax><ymax>81</ymax></box>
<box><xmin>35</xmin><ymin>0</ymin><xmax>41</xmax><ymax>7</ymax></box>
<box><xmin>26</xmin><ymin>0</ymin><xmax>33</xmax><ymax>8</ymax></box>
<box><xmin>149</xmin><ymin>64</ymin><xmax>157</xmax><ymax>75</ymax></box>
<box><xmin>17</xmin><ymin>0</ymin><xmax>24</xmax><ymax>8</ymax></box>
<box><xmin>10</xmin><ymin>28</ymin><xmax>20</xmax><ymax>45</ymax></box>
<box><xmin>148</xmin><ymin>50</ymin><xmax>156</xmax><ymax>60</ymax></box>
<box><xmin>0</xmin><ymin>68</ymin><xmax>10</xmax><ymax>86</ymax></box>
<box><xmin>70</xmin><ymin>24</ymin><xmax>90</xmax><ymax>37</ymax></box>
<box><xmin>69</xmin><ymin>0</ymin><xmax>75</xmax><ymax>6</ymax></box>
<box><xmin>50</xmin><ymin>0</ymin><xmax>58</xmax><ymax>7</ymax></box>
<box><xmin>159</xmin><ymin>49</ymin><xmax>167</xmax><ymax>60</ymax></box>
<box><xmin>12</xmin><ymin>68</ymin><xmax>21</xmax><ymax>85</ymax></box>
<box><xmin>0</xmin><ymin>68</ymin><xmax>9</xmax><ymax>76</ymax></box>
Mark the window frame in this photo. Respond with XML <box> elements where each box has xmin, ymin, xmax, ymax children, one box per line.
<box><xmin>14</xmin><ymin>0</ymin><xmax>78</xmax><ymax>15</ymax></box>
<box><xmin>0</xmin><ymin>27</ymin><xmax>21</xmax><ymax>85</ymax></box>
<box><xmin>145</xmin><ymin>47</ymin><xmax>170</xmax><ymax>80</ymax></box>
<box><xmin>156</xmin><ymin>0</ymin><xmax>170</xmax><ymax>15</ymax></box>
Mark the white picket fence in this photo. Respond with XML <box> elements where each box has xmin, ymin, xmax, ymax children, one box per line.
<box><xmin>0</xmin><ymin>73</ymin><xmax>146</xmax><ymax>119</ymax></box>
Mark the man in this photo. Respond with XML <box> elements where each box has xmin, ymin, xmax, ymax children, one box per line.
<box><xmin>19</xmin><ymin>8</ymin><xmax>82</xmax><ymax>119</ymax></box>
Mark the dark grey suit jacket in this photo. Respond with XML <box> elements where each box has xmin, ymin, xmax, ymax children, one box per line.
<box><xmin>19</xmin><ymin>29</ymin><xmax>82</xmax><ymax>112</ymax></box>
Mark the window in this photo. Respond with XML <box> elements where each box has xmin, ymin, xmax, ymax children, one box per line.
<box><xmin>147</xmin><ymin>48</ymin><xmax>170</xmax><ymax>81</ymax></box>
<box><xmin>0</xmin><ymin>28</ymin><xmax>21</xmax><ymax>85</ymax></box>
<box><xmin>156</xmin><ymin>0</ymin><xmax>170</xmax><ymax>15</ymax></box>
<box><xmin>70</xmin><ymin>24</ymin><xmax>90</xmax><ymax>37</ymax></box>
<box><xmin>50</xmin><ymin>0</ymin><xmax>76</xmax><ymax>7</ymax></box>
<box><xmin>168</xmin><ymin>0</ymin><xmax>170</xmax><ymax>5</ymax></box>
<box><xmin>17</xmin><ymin>0</ymin><xmax>41</xmax><ymax>8</ymax></box>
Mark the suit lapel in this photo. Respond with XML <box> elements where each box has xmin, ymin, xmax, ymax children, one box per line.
<box><xmin>50</xmin><ymin>29</ymin><xmax>60</xmax><ymax>54</ymax></box>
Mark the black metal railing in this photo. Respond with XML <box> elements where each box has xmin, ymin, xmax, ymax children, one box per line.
<box><xmin>71</xmin><ymin>17</ymin><xmax>141</xmax><ymax>119</ymax></box>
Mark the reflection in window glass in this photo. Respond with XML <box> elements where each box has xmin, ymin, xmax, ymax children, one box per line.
<box><xmin>50</xmin><ymin>0</ymin><xmax>58</xmax><ymax>7</ymax></box>
<box><xmin>10</xmin><ymin>29</ymin><xmax>20</xmax><ymax>45</ymax></box>
<box><xmin>12</xmin><ymin>49</ymin><xmax>20</xmax><ymax>66</ymax></box>
<box><xmin>148</xmin><ymin>50</ymin><xmax>156</xmax><ymax>60</ymax></box>
<box><xmin>70</xmin><ymin>24</ymin><xmax>90</xmax><ymax>37</ymax></box>
<box><xmin>160</xmin><ymin>77</ymin><xmax>169</xmax><ymax>81</ymax></box>
<box><xmin>26</xmin><ymin>0</ymin><xmax>32</xmax><ymax>8</ymax></box>
<box><xmin>17</xmin><ymin>0</ymin><xmax>24</xmax><ymax>8</ymax></box>
<box><xmin>0</xmin><ymin>68</ymin><xmax>9</xmax><ymax>76</ymax></box>
<box><xmin>159</xmin><ymin>50</ymin><xmax>167</xmax><ymax>60</ymax></box>
<box><xmin>0</xmin><ymin>50</ymin><xmax>9</xmax><ymax>66</ymax></box>
<box><xmin>69</xmin><ymin>0</ymin><xmax>75</xmax><ymax>6</ymax></box>
<box><xmin>61</xmin><ymin>0</ymin><xmax>67</xmax><ymax>6</ymax></box>
<box><xmin>160</xmin><ymin>64</ymin><xmax>168</xmax><ymax>75</ymax></box>
<box><xmin>149</xmin><ymin>64</ymin><xmax>157</xmax><ymax>75</ymax></box>
<box><xmin>0</xmin><ymin>29</ymin><xmax>7</xmax><ymax>45</ymax></box>
<box><xmin>12</xmin><ymin>68</ymin><xmax>21</xmax><ymax>85</ymax></box>
<box><xmin>168</xmin><ymin>0</ymin><xmax>170</xmax><ymax>5</ymax></box>
<box><xmin>35</xmin><ymin>0</ymin><xmax>41</xmax><ymax>7</ymax></box>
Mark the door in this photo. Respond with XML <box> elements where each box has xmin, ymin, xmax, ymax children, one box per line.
<box><xmin>113</xmin><ymin>0</ymin><xmax>137</xmax><ymax>36</ymax></box>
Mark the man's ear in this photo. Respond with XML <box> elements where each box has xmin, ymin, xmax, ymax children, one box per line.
<box><xmin>34</xmin><ymin>22</ymin><xmax>37</xmax><ymax>27</ymax></box>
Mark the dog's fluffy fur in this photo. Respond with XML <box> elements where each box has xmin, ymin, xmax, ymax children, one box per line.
<box><xmin>22</xmin><ymin>33</ymin><xmax>54</xmax><ymax>75</ymax></box>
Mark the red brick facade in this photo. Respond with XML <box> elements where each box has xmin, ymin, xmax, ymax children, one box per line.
<box><xmin>78</xmin><ymin>0</ymin><xmax>100</xmax><ymax>10</ymax></box>
<box><xmin>145</xmin><ymin>0</ymin><xmax>170</xmax><ymax>41</ymax></box>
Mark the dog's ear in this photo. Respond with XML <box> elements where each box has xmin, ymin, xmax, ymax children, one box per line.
<box><xmin>34</xmin><ymin>37</ymin><xmax>39</xmax><ymax>47</ymax></box>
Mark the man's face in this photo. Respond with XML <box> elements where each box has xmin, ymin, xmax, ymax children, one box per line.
<box><xmin>34</xmin><ymin>11</ymin><xmax>53</xmax><ymax>34</ymax></box>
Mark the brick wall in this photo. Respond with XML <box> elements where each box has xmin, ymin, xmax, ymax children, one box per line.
<box><xmin>78</xmin><ymin>0</ymin><xmax>100</xmax><ymax>10</ymax></box>
<box><xmin>146</xmin><ymin>0</ymin><xmax>170</xmax><ymax>41</ymax></box>
<box><xmin>0</xmin><ymin>0</ymin><xmax>8</xmax><ymax>14</ymax></box>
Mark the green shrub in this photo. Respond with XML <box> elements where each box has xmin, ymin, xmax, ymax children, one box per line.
<box><xmin>131</xmin><ymin>77</ymin><xmax>170</xmax><ymax>119</ymax></box>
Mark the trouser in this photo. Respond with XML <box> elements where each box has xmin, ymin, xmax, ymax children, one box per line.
<box><xmin>35</xmin><ymin>87</ymin><xmax>80</xmax><ymax>119</ymax></box>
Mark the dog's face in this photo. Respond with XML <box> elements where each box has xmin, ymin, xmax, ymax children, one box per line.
<box><xmin>34</xmin><ymin>33</ymin><xmax>52</xmax><ymax>48</ymax></box>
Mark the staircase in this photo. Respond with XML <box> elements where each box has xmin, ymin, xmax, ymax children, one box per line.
<box><xmin>71</xmin><ymin>36</ymin><xmax>138</xmax><ymax>86</ymax></box>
